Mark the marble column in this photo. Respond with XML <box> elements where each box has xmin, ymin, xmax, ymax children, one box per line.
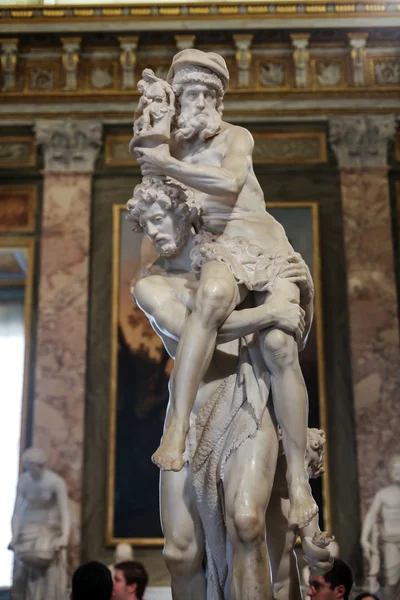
<box><xmin>34</xmin><ymin>120</ymin><xmax>102</xmax><ymax>571</ymax></box>
<box><xmin>329</xmin><ymin>115</ymin><xmax>399</xmax><ymax>520</ymax></box>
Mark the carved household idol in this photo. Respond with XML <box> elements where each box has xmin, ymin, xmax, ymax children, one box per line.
<box><xmin>361</xmin><ymin>455</ymin><xmax>400</xmax><ymax>599</ymax></box>
<box><xmin>9</xmin><ymin>447</ymin><xmax>70</xmax><ymax>600</ymax></box>
<box><xmin>127</xmin><ymin>49</ymin><xmax>334</xmax><ymax>599</ymax></box>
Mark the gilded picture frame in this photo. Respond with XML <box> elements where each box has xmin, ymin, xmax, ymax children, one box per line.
<box><xmin>107</xmin><ymin>201</ymin><xmax>330</xmax><ymax>545</ymax></box>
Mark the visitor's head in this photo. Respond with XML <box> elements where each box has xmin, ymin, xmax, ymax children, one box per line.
<box><xmin>127</xmin><ymin>178</ymin><xmax>195</xmax><ymax>256</ymax></box>
<box><xmin>71</xmin><ymin>561</ymin><xmax>113</xmax><ymax>600</ymax></box>
<box><xmin>353</xmin><ymin>593</ymin><xmax>380</xmax><ymax>600</ymax></box>
<box><xmin>113</xmin><ymin>561</ymin><xmax>149</xmax><ymax>600</ymax></box>
<box><xmin>167</xmin><ymin>50</ymin><xmax>228</xmax><ymax>141</ymax></box>
<box><xmin>307</xmin><ymin>558</ymin><xmax>354</xmax><ymax>600</ymax></box>
<box><xmin>22</xmin><ymin>447</ymin><xmax>47</xmax><ymax>481</ymax></box>
<box><xmin>115</xmin><ymin>542</ymin><xmax>134</xmax><ymax>563</ymax></box>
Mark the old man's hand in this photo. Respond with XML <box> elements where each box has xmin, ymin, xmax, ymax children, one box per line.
<box><xmin>280</xmin><ymin>253</ymin><xmax>314</xmax><ymax>301</ymax></box>
<box><xmin>135</xmin><ymin>144</ymin><xmax>171</xmax><ymax>177</ymax></box>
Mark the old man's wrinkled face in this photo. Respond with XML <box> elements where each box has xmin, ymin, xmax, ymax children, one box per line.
<box><xmin>139</xmin><ymin>199</ymin><xmax>186</xmax><ymax>257</ymax></box>
<box><xmin>180</xmin><ymin>83</ymin><xmax>217</xmax><ymax>119</ymax></box>
<box><xmin>175</xmin><ymin>83</ymin><xmax>222</xmax><ymax>142</ymax></box>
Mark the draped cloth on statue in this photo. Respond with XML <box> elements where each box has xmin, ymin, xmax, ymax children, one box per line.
<box><xmin>11</xmin><ymin>524</ymin><xmax>67</xmax><ymax>600</ymax></box>
<box><xmin>382</xmin><ymin>534</ymin><xmax>400</xmax><ymax>600</ymax></box>
<box><xmin>186</xmin><ymin>336</ymin><xmax>273</xmax><ymax>600</ymax></box>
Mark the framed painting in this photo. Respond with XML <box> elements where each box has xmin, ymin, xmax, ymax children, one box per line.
<box><xmin>107</xmin><ymin>201</ymin><xmax>329</xmax><ymax>545</ymax></box>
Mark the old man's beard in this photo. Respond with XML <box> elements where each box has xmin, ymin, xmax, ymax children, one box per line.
<box><xmin>173</xmin><ymin>108</ymin><xmax>222</xmax><ymax>142</ymax></box>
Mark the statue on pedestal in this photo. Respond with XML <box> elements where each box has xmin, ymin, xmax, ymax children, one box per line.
<box><xmin>361</xmin><ymin>455</ymin><xmax>400</xmax><ymax>599</ymax></box>
<box><xmin>127</xmin><ymin>49</ymin><xmax>334</xmax><ymax>599</ymax></box>
<box><xmin>8</xmin><ymin>447</ymin><xmax>70</xmax><ymax>600</ymax></box>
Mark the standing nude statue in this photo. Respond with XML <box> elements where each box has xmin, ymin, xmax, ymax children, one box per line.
<box><xmin>128</xmin><ymin>179</ymin><xmax>330</xmax><ymax>600</ymax></box>
<box><xmin>361</xmin><ymin>454</ymin><xmax>400</xmax><ymax>598</ymax></box>
<box><xmin>134</xmin><ymin>49</ymin><xmax>316</xmax><ymax>529</ymax></box>
<box><xmin>8</xmin><ymin>447</ymin><xmax>70</xmax><ymax>600</ymax></box>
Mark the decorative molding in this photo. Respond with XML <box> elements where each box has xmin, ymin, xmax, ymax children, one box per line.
<box><xmin>0</xmin><ymin>137</ymin><xmax>36</xmax><ymax>168</ymax></box>
<box><xmin>0</xmin><ymin>185</ymin><xmax>36</xmax><ymax>233</ymax></box>
<box><xmin>252</xmin><ymin>131</ymin><xmax>327</xmax><ymax>164</ymax></box>
<box><xmin>175</xmin><ymin>34</ymin><xmax>196</xmax><ymax>52</ymax></box>
<box><xmin>370</xmin><ymin>56</ymin><xmax>400</xmax><ymax>87</ymax></box>
<box><xmin>348</xmin><ymin>32</ymin><xmax>368</xmax><ymax>87</ymax></box>
<box><xmin>25</xmin><ymin>60</ymin><xmax>60</xmax><ymax>93</ymax></box>
<box><xmin>0</xmin><ymin>37</ymin><xmax>18</xmax><ymax>92</ymax></box>
<box><xmin>61</xmin><ymin>36</ymin><xmax>81</xmax><ymax>92</ymax></box>
<box><xmin>84</xmin><ymin>60</ymin><xmax>119</xmax><ymax>92</ymax></box>
<box><xmin>35</xmin><ymin>119</ymin><xmax>103</xmax><ymax>172</ymax></box>
<box><xmin>118</xmin><ymin>36</ymin><xmax>139</xmax><ymax>91</ymax></box>
<box><xmin>104</xmin><ymin>131</ymin><xmax>327</xmax><ymax>165</ymax></box>
<box><xmin>1</xmin><ymin>1</ymin><xmax>400</xmax><ymax>24</ymax></box>
<box><xmin>105</xmin><ymin>134</ymin><xmax>135</xmax><ymax>166</ymax></box>
<box><xmin>291</xmin><ymin>33</ymin><xmax>310</xmax><ymax>89</ymax></box>
<box><xmin>256</xmin><ymin>57</ymin><xmax>291</xmax><ymax>91</ymax></box>
<box><xmin>233</xmin><ymin>34</ymin><xmax>253</xmax><ymax>89</ymax></box>
<box><xmin>329</xmin><ymin>115</ymin><xmax>397</xmax><ymax>168</ymax></box>
<box><xmin>311</xmin><ymin>56</ymin><xmax>347</xmax><ymax>89</ymax></box>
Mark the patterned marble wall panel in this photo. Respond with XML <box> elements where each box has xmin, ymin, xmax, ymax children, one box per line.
<box><xmin>32</xmin><ymin>172</ymin><xmax>93</xmax><ymax>571</ymax></box>
<box><xmin>330</xmin><ymin>117</ymin><xmax>400</xmax><ymax>536</ymax></box>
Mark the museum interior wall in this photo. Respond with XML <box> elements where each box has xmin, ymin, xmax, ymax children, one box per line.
<box><xmin>0</xmin><ymin>2</ymin><xmax>400</xmax><ymax>589</ymax></box>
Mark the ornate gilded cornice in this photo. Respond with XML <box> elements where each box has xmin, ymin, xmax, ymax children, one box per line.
<box><xmin>0</xmin><ymin>0</ymin><xmax>400</xmax><ymax>28</ymax></box>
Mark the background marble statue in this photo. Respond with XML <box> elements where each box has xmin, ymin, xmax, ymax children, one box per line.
<box><xmin>361</xmin><ymin>454</ymin><xmax>400</xmax><ymax>599</ymax></box>
<box><xmin>8</xmin><ymin>447</ymin><xmax>70</xmax><ymax>600</ymax></box>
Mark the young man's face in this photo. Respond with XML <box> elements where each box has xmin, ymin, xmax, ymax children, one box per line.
<box><xmin>113</xmin><ymin>569</ymin><xmax>135</xmax><ymax>600</ymax></box>
<box><xmin>307</xmin><ymin>576</ymin><xmax>344</xmax><ymax>600</ymax></box>
<box><xmin>139</xmin><ymin>199</ymin><xmax>185</xmax><ymax>256</ymax></box>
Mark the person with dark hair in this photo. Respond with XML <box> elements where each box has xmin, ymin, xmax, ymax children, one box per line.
<box><xmin>307</xmin><ymin>558</ymin><xmax>354</xmax><ymax>600</ymax></box>
<box><xmin>354</xmin><ymin>593</ymin><xmax>380</xmax><ymax>600</ymax></box>
<box><xmin>70</xmin><ymin>561</ymin><xmax>113</xmax><ymax>600</ymax></box>
<box><xmin>113</xmin><ymin>561</ymin><xmax>149</xmax><ymax>600</ymax></box>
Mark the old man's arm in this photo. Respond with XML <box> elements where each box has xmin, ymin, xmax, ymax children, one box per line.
<box><xmin>135</xmin><ymin>126</ymin><xmax>253</xmax><ymax>202</ymax></box>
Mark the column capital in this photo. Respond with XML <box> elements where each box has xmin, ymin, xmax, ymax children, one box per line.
<box><xmin>329</xmin><ymin>115</ymin><xmax>396</xmax><ymax>168</ymax></box>
<box><xmin>35</xmin><ymin>119</ymin><xmax>103</xmax><ymax>172</ymax></box>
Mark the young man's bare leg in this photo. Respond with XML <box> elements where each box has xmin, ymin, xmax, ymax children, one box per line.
<box><xmin>161</xmin><ymin>467</ymin><xmax>206</xmax><ymax>600</ymax></box>
<box><xmin>224</xmin><ymin>403</ymin><xmax>279</xmax><ymax>600</ymax></box>
<box><xmin>257</xmin><ymin>278</ymin><xmax>317</xmax><ymax>529</ymax></box>
<box><xmin>152</xmin><ymin>261</ymin><xmax>245</xmax><ymax>471</ymax></box>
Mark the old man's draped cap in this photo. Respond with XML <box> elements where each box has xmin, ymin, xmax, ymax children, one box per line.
<box><xmin>167</xmin><ymin>49</ymin><xmax>229</xmax><ymax>92</ymax></box>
